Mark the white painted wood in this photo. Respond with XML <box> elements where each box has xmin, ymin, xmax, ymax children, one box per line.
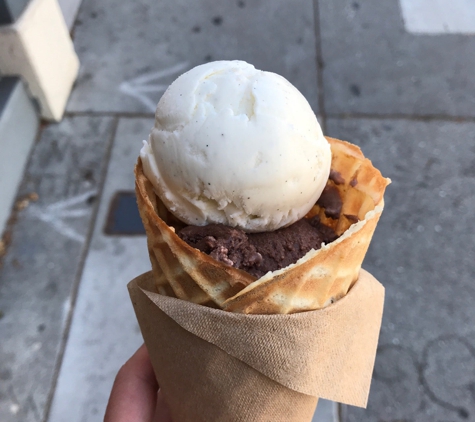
<box><xmin>399</xmin><ymin>0</ymin><xmax>475</xmax><ymax>34</ymax></box>
<box><xmin>0</xmin><ymin>0</ymin><xmax>79</xmax><ymax>121</ymax></box>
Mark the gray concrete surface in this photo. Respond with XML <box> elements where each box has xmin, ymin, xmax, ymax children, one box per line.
<box><xmin>0</xmin><ymin>0</ymin><xmax>474</xmax><ymax>421</ymax></box>
<box><xmin>58</xmin><ymin>0</ymin><xmax>83</xmax><ymax>29</ymax></box>
<box><xmin>67</xmin><ymin>0</ymin><xmax>320</xmax><ymax>114</ymax></box>
<box><xmin>47</xmin><ymin>118</ymin><xmax>151</xmax><ymax>422</ymax></box>
<box><xmin>0</xmin><ymin>0</ymin><xmax>29</xmax><ymax>24</ymax></box>
<box><xmin>320</xmin><ymin>0</ymin><xmax>475</xmax><ymax>117</ymax></box>
<box><xmin>0</xmin><ymin>116</ymin><xmax>115</xmax><ymax>421</ymax></box>
<box><xmin>326</xmin><ymin>118</ymin><xmax>475</xmax><ymax>421</ymax></box>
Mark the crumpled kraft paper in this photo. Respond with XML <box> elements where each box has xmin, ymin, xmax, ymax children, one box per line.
<box><xmin>128</xmin><ymin>269</ymin><xmax>384</xmax><ymax>422</ymax></box>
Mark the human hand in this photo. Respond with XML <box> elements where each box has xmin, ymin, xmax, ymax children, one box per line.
<box><xmin>104</xmin><ymin>344</ymin><xmax>172</xmax><ymax>422</ymax></box>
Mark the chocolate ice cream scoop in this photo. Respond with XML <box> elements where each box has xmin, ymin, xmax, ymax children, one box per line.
<box><xmin>178</xmin><ymin>217</ymin><xmax>338</xmax><ymax>278</ymax></box>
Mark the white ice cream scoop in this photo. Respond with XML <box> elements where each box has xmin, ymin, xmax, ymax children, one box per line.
<box><xmin>140</xmin><ymin>60</ymin><xmax>331</xmax><ymax>232</ymax></box>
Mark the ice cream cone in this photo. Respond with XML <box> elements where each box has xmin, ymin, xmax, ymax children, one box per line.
<box><xmin>135</xmin><ymin>137</ymin><xmax>390</xmax><ymax>314</ymax></box>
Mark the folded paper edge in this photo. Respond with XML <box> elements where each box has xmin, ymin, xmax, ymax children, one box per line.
<box><xmin>127</xmin><ymin>270</ymin><xmax>384</xmax><ymax>407</ymax></box>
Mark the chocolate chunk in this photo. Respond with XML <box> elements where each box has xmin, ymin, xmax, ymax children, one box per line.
<box><xmin>308</xmin><ymin>216</ymin><xmax>338</xmax><ymax>244</ymax></box>
<box><xmin>329</xmin><ymin>169</ymin><xmax>345</xmax><ymax>185</ymax></box>
<box><xmin>178</xmin><ymin>218</ymin><xmax>338</xmax><ymax>278</ymax></box>
<box><xmin>350</xmin><ymin>177</ymin><xmax>358</xmax><ymax>187</ymax></box>
<box><xmin>178</xmin><ymin>224</ymin><xmax>261</xmax><ymax>269</ymax></box>
<box><xmin>344</xmin><ymin>214</ymin><xmax>359</xmax><ymax>224</ymax></box>
<box><xmin>179</xmin><ymin>225</ymin><xmax>244</xmax><ymax>253</ymax></box>
<box><xmin>210</xmin><ymin>246</ymin><xmax>234</xmax><ymax>267</ymax></box>
<box><xmin>317</xmin><ymin>185</ymin><xmax>342</xmax><ymax>219</ymax></box>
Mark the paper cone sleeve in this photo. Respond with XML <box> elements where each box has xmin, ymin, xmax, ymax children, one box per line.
<box><xmin>134</xmin><ymin>137</ymin><xmax>390</xmax><ymax>313</ymax></box>
<box><xmin>128</xmin><ymin>268</ymin><xmax>384</xmax><ymax>421</ymax></box>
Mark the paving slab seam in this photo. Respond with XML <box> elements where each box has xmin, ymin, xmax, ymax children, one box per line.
<box><xmin>327</xmin><ymin>112</ymin><xmax>475</xmax><ymax>123</ymax></box>
<box><xmin>312</xmin><ymin>0</ymin><xmax>327</xmax><ymax>134</ymax></box>
<box><xmin>64</xmin><ymin>111</ymin><xmax>156</xmax><ymax>119</ymax></box>
<box><xmin>41</xmin><ymin>116</ymin><xmax>120</xmax><ymax>422</ymax></box>
<box><xmin>338</xmin><ymin>403</ymin><xmax>345</xmax><ymax>422</ymax></box>
<box><xmin>63</xmin><ymin>111</ymin><xmax>475</xmax><ymax>124</ymax></box>
<box><xmin>62</xmin><ymin>112</ymin><xmax>475</xmax><ymax>124</ymax></box>
<box><xmin>313</xmin><ymin>3</ymin><xmax>339</xmax><ymax>420</ymax></box>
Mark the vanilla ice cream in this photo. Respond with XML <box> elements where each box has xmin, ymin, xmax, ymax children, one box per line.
<box><xmin>140</xmin><ymin>60</ymin><xmax>331</xmax><ymax>232</ymax></box>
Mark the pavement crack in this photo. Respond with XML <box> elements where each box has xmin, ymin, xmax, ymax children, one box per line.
<box><xmin>27</xmin><ymin>394</ymin><xmax>41</xmax><ymax>422</ymax></box>
<box><xmin>312</xmin><ymin>0</ymin><xmax>327</xmax><ymax>133</ymax></box>
<box><xmin>419</xmin><ymin>334</ymin><xmax>475</xmax><ymax>420</ymax></box>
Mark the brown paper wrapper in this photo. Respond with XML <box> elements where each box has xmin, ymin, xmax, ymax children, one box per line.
<box><xmin>128</xmin><ymin>268</ymin><xmax>384</xmax><ymax>422</ymax></box>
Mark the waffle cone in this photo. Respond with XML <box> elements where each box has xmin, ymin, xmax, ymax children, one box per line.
<box><xmin>135</xmin><ymin>137</ymin><xmax>390</xmax><ymax>314</ymax></box>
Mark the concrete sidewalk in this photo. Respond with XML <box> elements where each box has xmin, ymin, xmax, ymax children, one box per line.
<box><xmin>0</xmin><ymin>0</ymin><xmax>474</xmax><ymax>421</ymax></box>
